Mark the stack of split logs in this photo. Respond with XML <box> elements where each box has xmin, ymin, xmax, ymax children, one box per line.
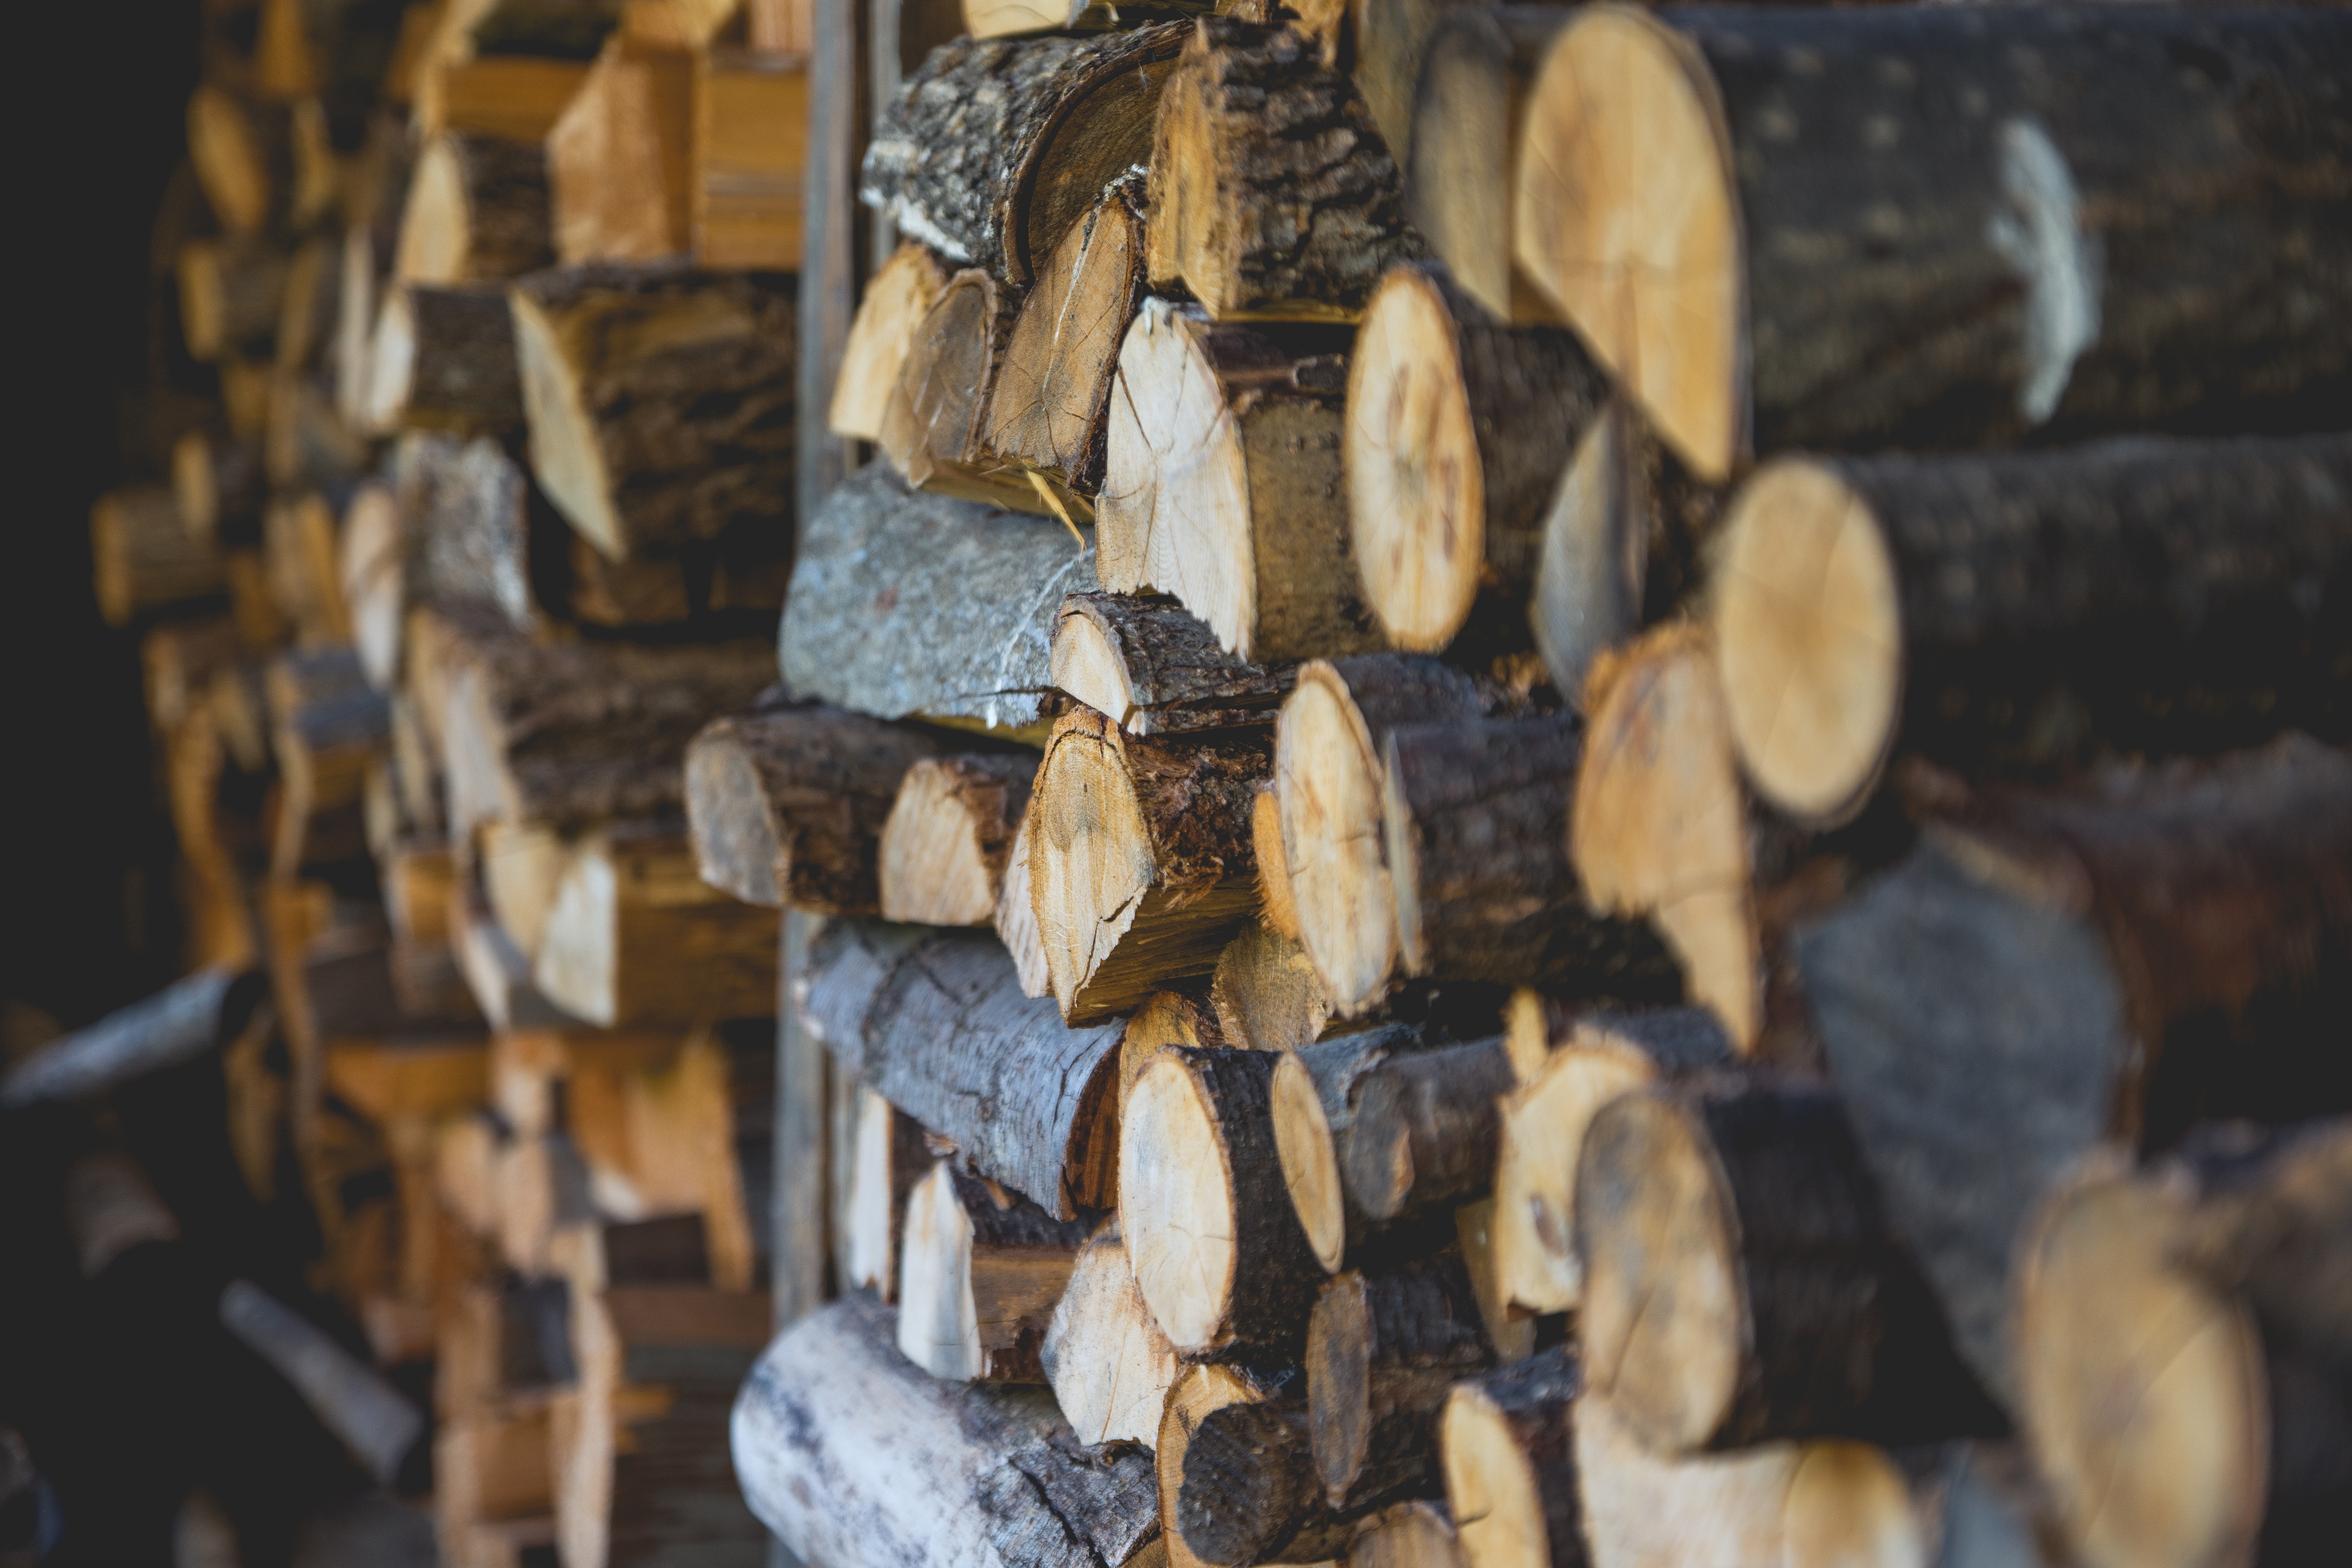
<box><xmin>66</xmin><ymin>0</ymin><xmax>816</xmax><ymax>1562</ymax></box>
<box><xmin>724</xmin><ymin>6</ymin><xmax>2352</xmax><ymax>1568</ymax></box>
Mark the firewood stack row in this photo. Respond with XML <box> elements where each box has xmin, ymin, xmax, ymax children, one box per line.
<box><xmin>62</xmin><ymin>0</ymin><xmax>815</xmax><ymax>1562</ymax></box>
<box><xmin>722</xmin><ymin>7</ymin><xmax>2352</xmax><ymax>1568</ymax></box>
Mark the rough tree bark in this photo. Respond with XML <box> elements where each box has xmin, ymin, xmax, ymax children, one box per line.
<box><xmin>1270</xmin><ymin>1023</ymin><xmax>1462</xmax><ymax>1274</ymax></box>
<box><xmin>1179</xmin><ymin>1400</ymin><xmax>1361</xmax><ymax>1565</ymax></box>
<box><xmin>1308</xmin><ymin>1252</ymin><xmax>1492</xmax><ymax>1513</ymax></box>
<box><xmin>1054</xmin><ymin>592</ymin><xmax>1298</xmax><ymax>737</ymax></box>
<box><xmin>532</xmin><ymin>823</ymin><xmax>781</xmax><ymax>1027</ymax></box>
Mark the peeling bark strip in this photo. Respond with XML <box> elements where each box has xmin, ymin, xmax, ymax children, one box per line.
<box><xmin>1709</xmin><ymin>432</ymin><xmax>2352</xmax><ymax>826</ymax></box>
<box><xmin>798</xmin><ymin>923</ymin><xmax>1125</xmax><ymax>1217</ymax></box>
<box><xmin>860</xmin><ymin>24</ymin><xmax>1189</xmax><ymax>285</ymax></box>
<box><xmin>510</xmin><ymin>263</ymin><xmax>796</xmax><ymax>561</ymax></box>
<box><xmin>684</xmin><ymin>701</ymin><xmax>955</xmax><ymax>913</ymax></box>
<box><xmin>1514</xmin><ymin>4</ymin><xmax>2352</xmax><ymax>481</ymax></box>
<box><xmin>733</xmin><ymin>1295</ymin><xmax>1163</xmax><ymax>1568</ymax></box>
<box><xmin>1148</xmin><ymin>20</ymin><xmax>1423</xmax><ymax>320</ymax></box>
<box><xmin>779</xmin><ymin>463</ymin><xmax>1101</xmax><ymax>731</ymax></box>
<box><xmin>1796</xmin><ymin>735</ymin><xmax>2352</xmax><ymax>1408</ymax></box>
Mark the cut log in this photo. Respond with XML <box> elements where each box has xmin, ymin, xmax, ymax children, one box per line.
<box><xmin>831</xmin><ymin>241</ymin><xmax>949</xmax><ymax>440</ymax></box>
<box><xmin>438</xmin><ymin>631</ymin><xmax>773</xmax><ymax>837</ymax></box>
<box><xmin>1347</xmin><ymin>264</ymin><xmax>1607</xmax><ymax>652</ymax></box>
<box><xmin>338</xmin><ymin>482</ymin><xmax>405</xmax><ymax>688</ymax></box>
<box><xmin>179</xmin><ymin>238</ymin><xmax>289</xmax><ymax>362</ymax></box>
<box><xmin>1054</xmin><ymin>592</ymin><xmax>1298</xmax><ymax>738</ymax></box>
<box><xmin>265</xmin><ymin>375</ymin><xmax>369</xmax><ymax>496</ymax></box>
<box><xmin>1275</xmin><ymin>656</ymin><xmax>1484</xmax><ymax>1015</ymax></box>
<box><xmin>878</xmin><ymin>267</ymin><xmax>1038</xmax><ymax>512</ymax></box>
<box><xmin>1210</xmin><ymin>919</ymin><xmax>1331</xmax><ymax>1054</ymax></box>
<box><xmin>1044</xmin><ymin>1224</ymin><xmax>1182</xmax><ymax>1448</ymax></box>
<box><xmin>1577</xmin><ymin>1077</ymin><xmax>2001</xmax><ymax>1456</ymax></box>
<box><xmin>510</xmin><ymin>262</ymin><xmax>796</xmax><ymax>560</ymax></box>
<box><xmin>2017</xmin><ymin>1122</ymin><xmax>2352</xmax><ymax>1568</ymax></box>
<box><xmin>1338</xmin><ymin>1035</ymin><xmax>1518</xmax><ymax>1225</ymax></box>
<box><xmin>365</xmin><ymin>283</ymin><xmax>524</xmax><ymax>434</ymax></box>
<box><xmin>733</xmin><ymin>1295</ymin><xmax>1164</xmax><ymax>1568</ymax></box>
<box><xmin>985</xmin><ymin>180</ymin><xmax>1149</xmax><ymax>498</ymax></box>
<box><xmin>859</xmin><ymin>24</ymin><xmax>1188</xmax><ymax>285</ymax></box>
<box><xmin>1778</xmin><ymin>1442</ymin><xmax>1940</xmax><ymax>1568</ymax></box>
<box><xmin>2</xmin><ymin>967</ymin><xmax>258</xmax><ymax>1108</ymax></box>
<box><xmin>1491</xmin><ymin>1005</ymin><xmax>1732</xmax><ymax>1318</ymax></box>
<box><xmin>1710</xmin><ymin>433</ymin><xmax>2352</xmax><ymax>825</ymax></box>
<box><xmin>1123</xmin><ymin>1046</ymin><xmax>1323</xmax><ymax>1354</ymax></box>
<box><xmin>545</xmin><ymin>31</ymin><xmax>694</xmax><ymax>266</ymax></box>
<box><xmin>262</xmin><ymin>494</ymin><xmax>356</xmax><ymax>646</ymax></box>
<box><xmin>1030</xmin><ymin>706</ymin><xmax>1270</xmax><ymax>1023</ymax></box>
<box><xmin>1121</xmin><ymin>988</ymin><xmax>1226</xmax><ymax>1118</ymax></box>
<box><xmin>684</xmin><ymin>701</ymin><xmax>955</xmax><ymax>913</ymax></box>
<box><xmin>396</xmin><ymin>130</ymin><xmax>553</xmax><ymax>284</ymax></box>
<box><xmin>1271</xmin><ymin>1024</ymin><xmax>1459</xmax><ymax>1273</ymax></box>
<box><xmin>1353</xmin><ymin>0</ymin><xmax>1472</xmax><ymax>170</ymax></box>
<box><xmin>1405</xmin><ymin>7</ymin><xmax>1576</xmax><ymax>325</ymax></box>
<box><xmin>880</xmin><ymin>753</ymin><xmax>1037</xmax><ymax>926</ymax></box>
<box><xmin>1097</xmin><ymin>300</ymin><xmax>1369</xmax><ymax>662</ymax></box>
<box><xmin>273</xmin><ymin>234</ymin><xmax>339</xmax><ymax>375</ymax></box>
<box><xmin>778</xmin><ymin>462</ymin><xmax>1101</xmax><ymax>732</ymax></box>
<box><xmin>1351</xmin><ymin>1501</ymin><xmax>1465</xmax><ymax>1568</ymax></box>
<box><xmin>899</xmin><ymin>1159</ymin><xmax>1089</xmax><ymax>1382</ymax></box>
<box><xmin>531</xmin><ymin>823</ymin><xmax>780</xmax><ymax>1027</ymax></box>
<box><xmin>1160</xmin><ymin>1364</ymin><xmax>1303</xmax><ymax>1568</ymax></box>
<box><xmin>1569</xmin><ymin>625</ymin><xmax>1762</xmax><ymax>1050</ymax></box>
<box><xmin>92</xmin><ymin>485</ymin><xmax>223</xmax><ymax>627</ymax></box>
<box><xmin>691</xmin><ymin>47</ymin><xmax>810</xmax><ymax>269</ymax></box>
<box><xmin>1308</xmin><ymin>1253</ymin><xmax>1491</xmax><ymax>1513</ymax></box>
<box><xmin>390</xmin><ymin>431</ymin><xmax>538</xmax><ymax>646</ymax></box>
<box><xmin>1439</xmin><ymin>1350</ymin><xmax>1582</xmax><ymax>1568</ymax></box>
<box><xmin>1179</xmin><ymin>1400</ymin><xmax>1359</xmax><ymax>1566</ymax></box>
<box><xmin>1148</xmin><ymin>20</ymin><xmax>1421</xmax><ymax>320</ymax></box>
<box><xmin>963</xmin><ymin>0</ymin><xmax>1216</xmax><ymax>40</ymax></box>
<box><xmin>1795</xmin><ymin>734</ymin><xmax>2352</xmax><ymax>1408</ymax></box>
<box><xmin>798</xmin><ymin>923</ymin><xmax>1124</xmax><ymax>1217</ymax></box>
<box><xmin>1512</xmin><ymin>5</ymin><xmax>2352</xmax><ymax>482</ymax></box>
<box><xmin>845</xmin><ymin>1086</ymin><xmax>930</xmax><ymax>1301</ymax></box>
<box><xmin>999</xmin><ymin>811</ymin><xmax>1053</xmax><ymax>999</ymax></box>
<box><xmin>1529</xmin><ymin>400</ymin><xmax>1724</xmax><ymax>702</ymax></box>
<box><xmin>172</xmin><ymin>432</ymin><xmax>266</xmax><ymax>550</ymax></box>
<box><xmin>1382</xmin><ymin>713</ymin><xmax>1682</xmax><ymax>1000</ymax></box>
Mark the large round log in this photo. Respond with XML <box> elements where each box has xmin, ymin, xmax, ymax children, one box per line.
<box><xmin>1347</xmin><ymin>263</ymin><xmax>1608</xmax><ymax>653</ymax></box>
<box><xmin>1709</xmin><ymin>433</ymin><xmax>2352</xmax><ymax>825</ymax></box>
<box><xmin>1512</xmin><ymin>4</ymin><xmax>2352</xmax><ymax>481</ymax></box>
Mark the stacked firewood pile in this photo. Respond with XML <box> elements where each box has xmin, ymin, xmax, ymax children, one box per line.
<box><xmin>723</xmin><ymin>6</ymin><xmax>2352</xmax><ymax>1568</ymax></box>
<box><xmin>40</xmin><ymin>0</ymin><xmax>813</xmax><ymax>1563</ymax></box>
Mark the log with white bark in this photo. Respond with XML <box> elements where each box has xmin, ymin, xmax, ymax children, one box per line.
<box><xmin>778</xmin><ymin>462</ymin><xmax>1101</xmax><ymax>732</ymax></box>
<box><xmin>880</xmin><ymin>753</ymin><xmax>1037</xmax><ymax>926</ymax></box>
<box><xmin>1098</xmin><ymin>300</ymin><xmax>1370</xmax><ymax>663</ymax></box>
<box><xmin>798</xmin><ymin>923</ymin><xmax>1125</xmax><ymax>1218</ymax></box>
<box><xmin>1030</xmin><ymin>706</ymin><xmax>1270</xmax><ymax>1023</ymax></box>
<box><xmin>2</xmin><ymin>967</ymin><xmax>260</xmax><ymax>1109</ymax></box>
<box><xmin>1053</xmin><ymin>592</ymin><xmax>1298</xmax><ymax>737</ymax></box>
<box><xmin>898</xmin><ymin>1159</ymin><xmax>1090</xmax><ymax>1382</ymax></box>
<box><xmin>732</xmin><ymin>1295</ymin><xmax>1164</xmax><ymax>1568</ymax></box>
<box><xmin>1512</xmin><ymin>4</ymin><xmax>2352</xmax><ymax>482</ymax></box>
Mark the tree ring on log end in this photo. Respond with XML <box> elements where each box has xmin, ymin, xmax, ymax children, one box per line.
<box><xmin>1272</xmin><ymin>1049</ymin><xmax>1347</xmax><ymax>1274</ymax></box>
<box><xmin>510</xmin><ymin>291</ymin><xmax>622</xmax><ymax>558</ymax></box>
<box><xmin>1306</xmin><ymin>1272</ymin><xmax>1375</xmax><ymax>1499</ymax></box>
<box><xmin>1711</xmin><ymin>458</ymin><xmax>1900</xmax><ymax>826</ymax></box>
<box><xmin>1575</xmin><ymin>1091</ymin><xmax>1744</xmax><ymax>1453</ymax></box>
<box><xmin>1441</xmin><ymin>1384</ymin><xmax>1553</xmax><ymax>1568</ymax></box>
<box><xmin>1033</xmin><ymin>711</ymin><xmax>1159</xmax><ymax>1017</ymax></box>
<box><xmin>1782</xmin><ymin>1442</ymin><xmax>1926</xmax><ymax>1568</ymax></box>
<box><xmin>1348</xmin><ymin>268</ymin><xmax>1485</xmax><ymax>652</ymax></box>
<box><xmin>2017</xmin><ymin>1163</ymin><xmax>2266</xmax><ymax>1568</ymax></box>
<box><xmin>1512</xmin><ymin>5</ymin><xmax>1739</xmax><ymax>480</ymax></box>
<box><xmin>1123</xmin><ymin>1052</ymin><xmax>1238</xmax><ymax>1353</ymax></box>
<box><xmin>1276</xmin><ymin>664</ymin><xmax>1397</xmax><ymax>1015</ymax></box>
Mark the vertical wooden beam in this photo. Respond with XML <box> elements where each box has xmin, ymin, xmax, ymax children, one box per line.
<box><xmin>796</xmin><ymin>0</ymin><xmax>869</xmax><ymax>519</ymax></box>
<box><xmin>772</xmin><ymin>910</ymin><xmax>833</xmax><ymax>1329</ymax></box>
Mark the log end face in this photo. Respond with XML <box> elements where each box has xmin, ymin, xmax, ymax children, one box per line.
<box><xmin>1514</xmin><ymin>6</ymin><xmax>1738</xmax><ymax>481</ymax></box>
<box><xmin>510</xmin><ymin>288</ymin><xmax>624</xmax><ymax>559</ymax></box>
<box><xmin>1495</xmin><ymin>1045</ymin><xmax>1660</xmax><ymax>1318</ymax></box>
<box><xmin>1276</xmin><ymin>668</ymin><xmax>1399</xmax><ymax>1016</ymax></box>
<box><xmin>532</xmin><ymin>851</ymin><xmax>621</xmax><ymax>1027</ymax></box>
<box><xmin>684</xmin><ymin>730</ymin><xmax>786</xmax><ymax>910</ymax></box>
<box><xmin>1034</xmin><ymin>710</ymin><xmax>1158</xmax><ymax>1018</ymax></box>
<box><xmin>1054</xmin><ymin>603</ymin><xmax>1141</xmax><ymax>732</ymax></box>
<box><xmin>1122</xmin><ymin>1051</ymin><xmax>1237</xmax><ymax>1354</ymax></box>
<box><xmin>833</xmin><ymin>243</ymin><xmax>948</xmax><ymax>441</ymax></box>
<box><xmin>1781</xmin><ymin>1442</ymin><xmax>1929</xmax><ymax>1568</ymax></box>
<box><xmin>880</xmin><ymin>758</ymin><xmax>1001</xmax><ymax>926</ymax></box>
<box><xmin>1306</xmin><ymin>1271</ymin><xmax>1374</xmax><ymax>1502</ymax></box>
<box><xmin>1273</xmin><ymin>1048</ymin><xmax>1349</xmax><ymax>1274</ymax></box>
<box><xmin>1440</xmin><ymin>1386</ymin><xmax>1553</xmax><ymax>1568</ymax></box>
<box><xmin>1711</xmin><ymin>460</ymin><xmax>1901</xmax><ymax>827</ymax></box>
<box><xmin>1348</xmin><ymin>267</ymin><xmax>1485</xmax><ymax>654</ymax></box>
<box><xmin>897</xmin><ymin>1159</ymin><xmax>986</xmax><ymax>1380</ymax></box>
<box><xmin>1574</xmin><ymin>1090</ymin><xmax>1741</xmax><ymax>1456</ymax></box>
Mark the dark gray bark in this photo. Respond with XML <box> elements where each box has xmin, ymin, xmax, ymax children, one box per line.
<box><xmin>1308</xmin><ymin>1252</ymin><xmax>1491</xmax><ymax>1513</ymax></box>
<box><xmin>403</xmin><ymin>284</ymin><xmax>523</xmax><ymax>430</ymax></box>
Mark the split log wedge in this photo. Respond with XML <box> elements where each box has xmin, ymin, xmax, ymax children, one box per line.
<box><xmin>778</xmin><ymin>463</ymin><xmax>1101</xmax><ymax>732</ymax></box>
<box><xmin>2016</xmin><ymin>1120</ymin><xmax>2352</xmax><ymax>1568</ymax></box>
<box><xmin>899</xmin><ymin>1159</ymin><xmax>1089</xmax><ymax>1382</ymax></box>
<box><xmin>1347</xmin><ymin>264</ymin><xmax>1607</xmax><ymax>652</ymax></box>
<box><xmin>879</xmin><ymin>267</ymin><xmax>1040</xmax><ymax>512</ymax></box>
<box><xmin>1053</xmin><ymin>592</ymin><xmax>1298</xmax><ymax>737</ymax></box>
<box><xmin>532</xmin><ymin>823</ymin><xmax>781</xmax><ymax>1027</ymax></box>
<box><xmin>830</xmin><ymin>241</ymin><xmax>948</xmax><ymax>441</ymax></box>
<box><xmin>860</xmin><ymin>24</ymin><xmax>1188</xmax><ymax>285</ymax></box>
<box><xmin>799</xmin><ymin>924</ymin><xmax>1124</xmax><ymax>1218</ymax></box>
<box><xmin>1577</xmin><ymin>1077</ymin><xmax>2002</xmax><ymax>1455</ymax></box>
<box><xmin>179</xmin><ymin>239</ymin><xmax>288</xmax><ymax>362</ymax></box>
<box><xmin>1031</xmin><ymin>706</ymin><xmax>1270</xmax><ymax>1023</ymax></box>
<box><xmin>732</xmin><ymin>1295</ymin><xmax>1164</xmax><ymax>1568</ymax></box>
<box><xmin>1308</xmin><ymin>1252</ymin><xmax>1492</xmax><ymax>1513</ymax></box>
<box><xmin>1179</xmin><ymin>1400</ymin><xmax>1361</xmax><ymax>1565</ymax></box>
<box><xmin>1491</xmin><ymin>1003</ymin><xmax>1732</xmax><ymax>1318</ymax></box>
<box><xmin>1148</xmin><ymin>20</ymin><xmax>1421</xmax><ymax>320</ymax></box>
<box><xmin>1383</xmin><ymin>713</ymin><xmax>1682</xmax><ymax>999</ymax></box>
<box><xmin>844</xmin><ymin>1087</ymin><xmax>930</xmax><ymax>1302</ymax></box>
<box><xmin>1795</xmin><ymin>734</ymin><xmax>2352</xmax><ymax>1408</ymax></box>
<box><xmin>396</xmin><ymin>130</ymin><xmax>554</xmax><ymax>284</ymax></box>
<box><xmin>511</xmin><ymin>263</ymin><xmax>796</xmax><ymax>560</ymax></box>
<box><xmin>1210</xmin><ymin>919</ymin><xmax>1332</xmax><ymax>1054</ymax></box>
<box><xmin>1099</xmin><ymin>300</ymin><xmax>1367</xmax><ymax>662</ymax></box>
<box><xmin>1275</xmin><ymin>656</ymin><xmax>1483</xmax><ymax>1015</ymax></box>
<box><xmin>1512</xmin><ymin>4</ymin><xmax>2352</xmax><ymax>481</ymax></box>
<box><xmin>1043</xmin><ymin>1224</ymin><xmax>1182</xmax><ymax>1448</ymax></box>
<box><xmin>880</xmin><ymin>754</ymin><xmax>1037</xmax><ymax>926</ymax></box>
<box><xmin>1122</xmin><ymin>1046</ymin><xmax>1324</xmax><ymax>1355</ymax></box>
<box><xmin>1710</xmin><ymin>433</ymin><xmax>2352</xmax><ymax>825</ymax></box>
<box><xmin>1439</xmin><ymin>1349</ymin><xmax>1584</xmax><ymax>1568</ymax></box>
<box><xmin>684</xmin><ymin>702</ymin><xmax>956</xmax><ymax>913</ymax></box>
<box><xmin>999</xmin><ymin>812</ymin><xmax>1053</xmax><ymax>999</ymax></box>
